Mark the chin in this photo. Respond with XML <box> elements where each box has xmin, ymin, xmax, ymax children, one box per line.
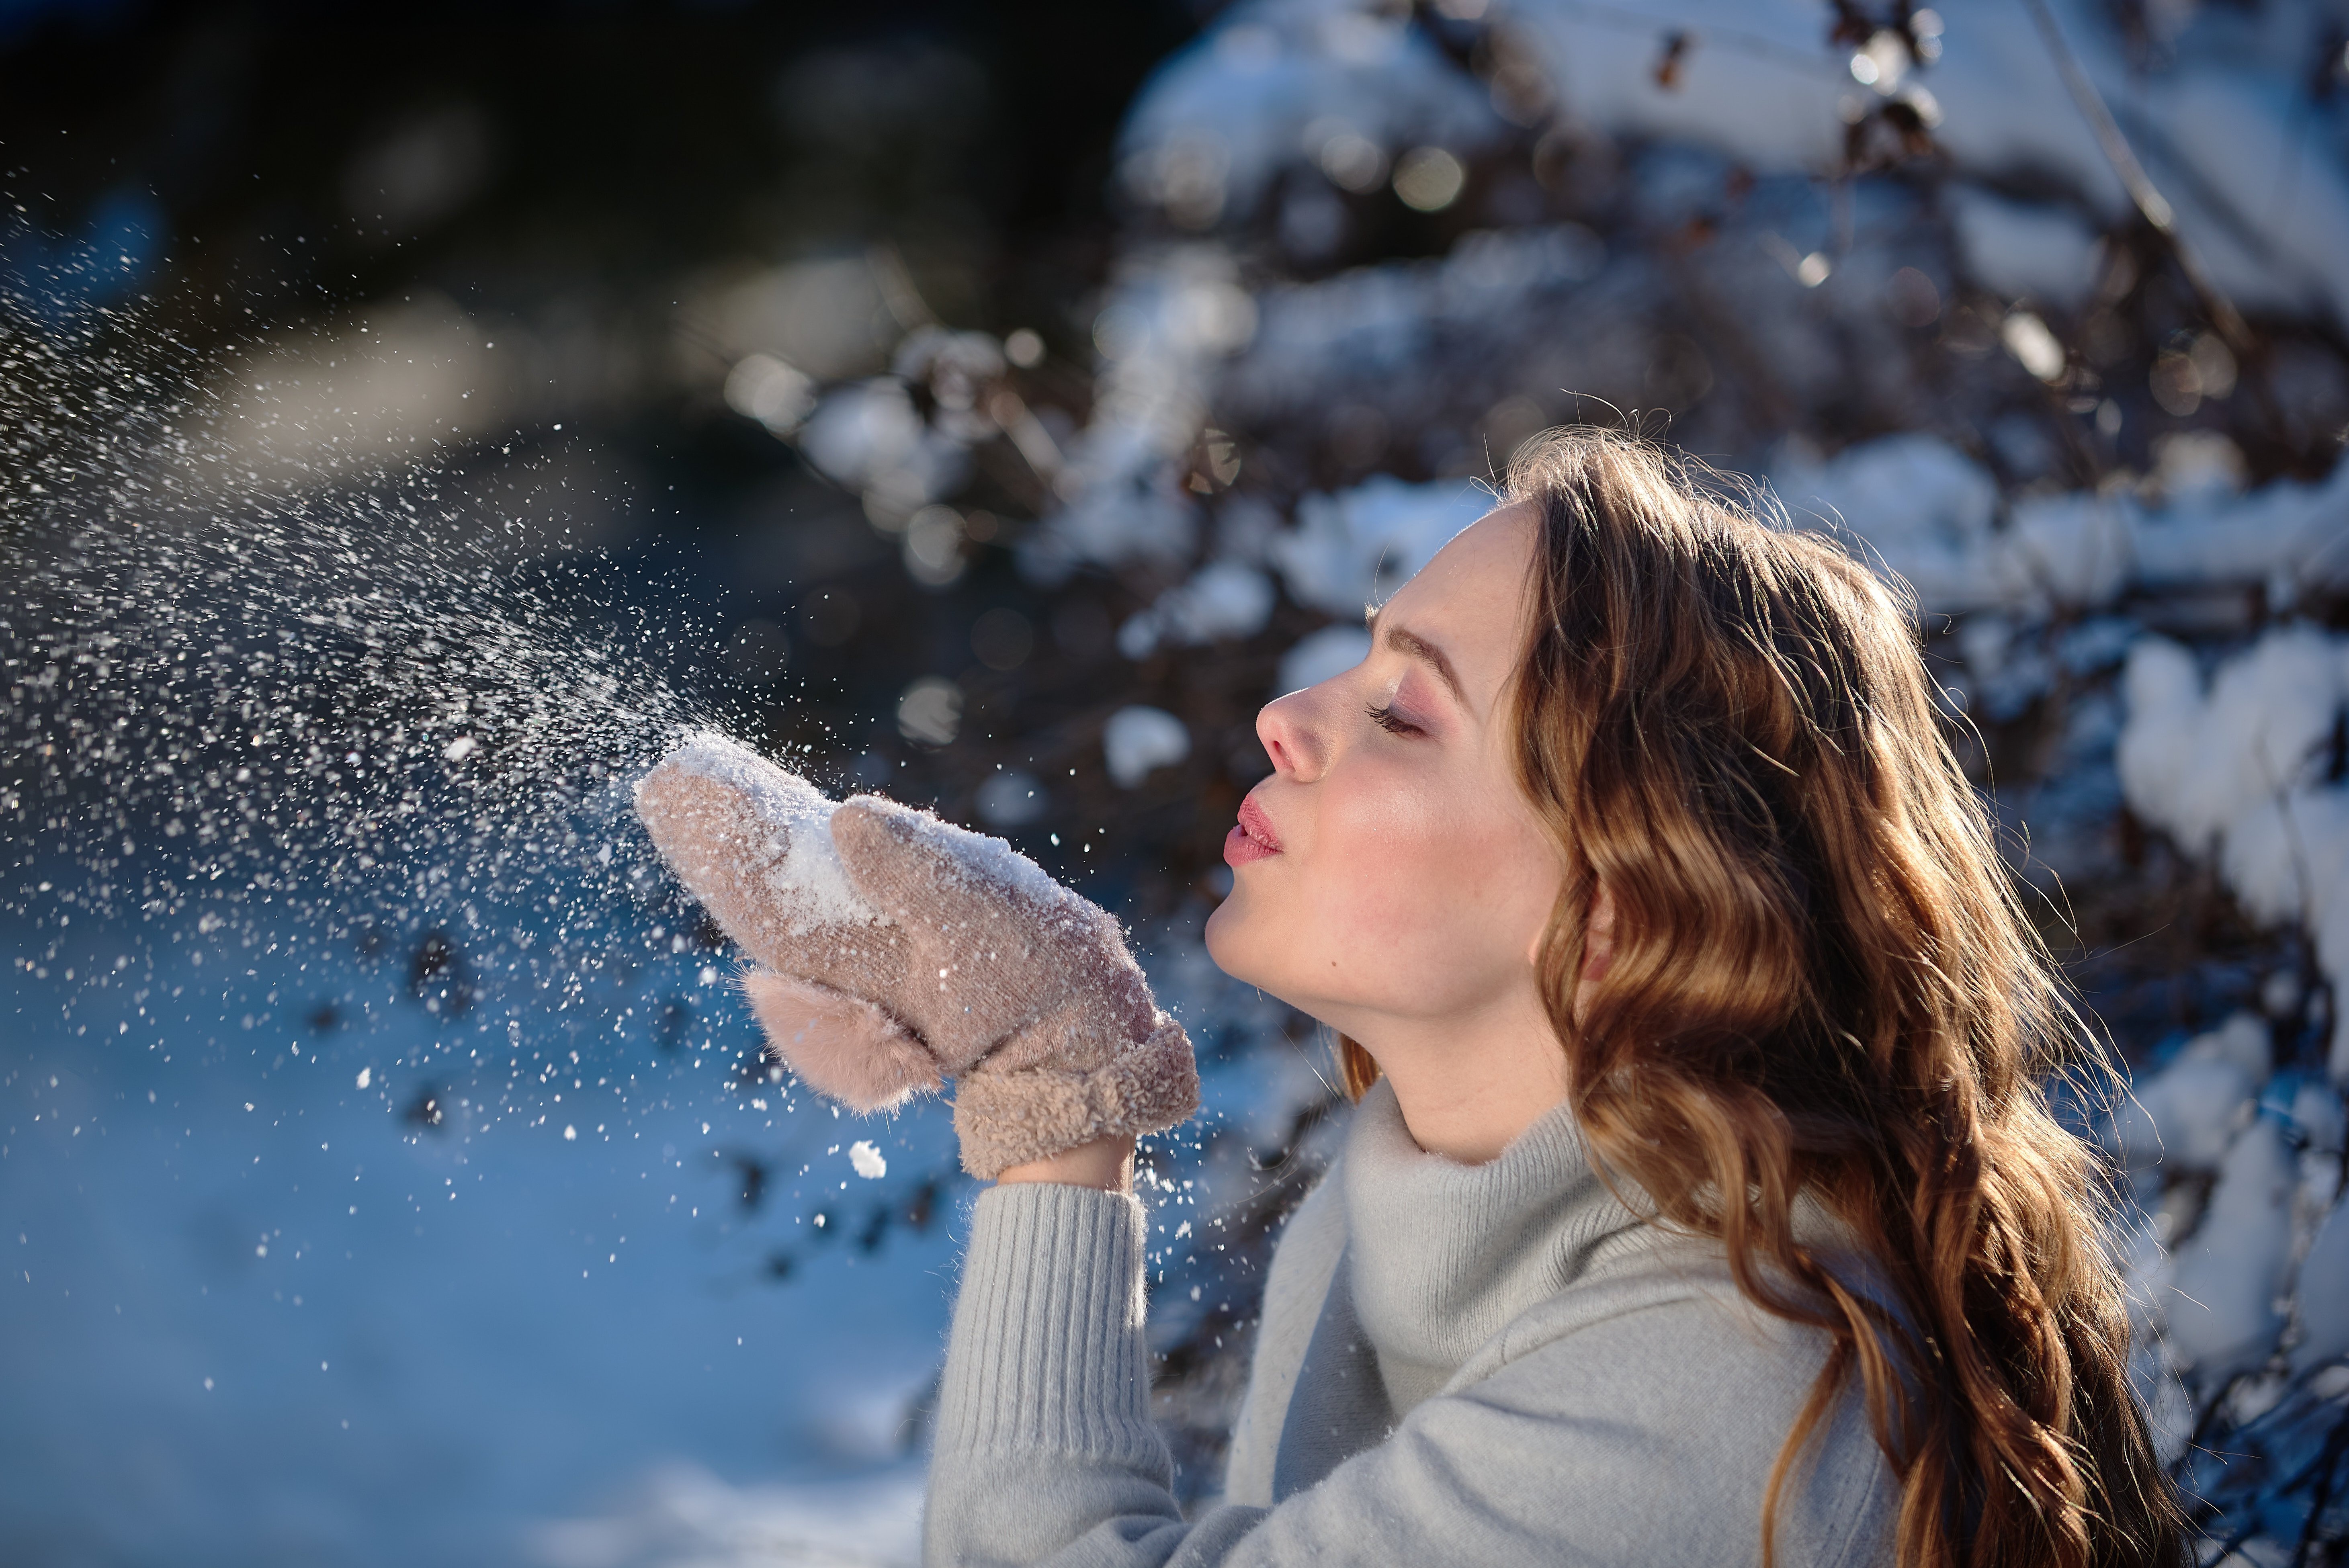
<box><xmin>1206</xmin><ymin>897</ymin><xmax>1322</xmax><ymax>1024</ymax></box>
<box><xmin>1204</xmin><ymin>892</ymin><xmax>1278</xmax><ymax>986</ymax></box>
<box><xmin>1202</xmin><ymin>895</ymin><xmax>1247</xmax><ymax>975</ymax></box>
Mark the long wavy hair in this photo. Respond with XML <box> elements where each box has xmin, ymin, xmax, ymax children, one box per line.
<box><xmin>1333</xmin><ymin>428</ymin><xmax>2183</xmax><ymax>1568</ymax></box>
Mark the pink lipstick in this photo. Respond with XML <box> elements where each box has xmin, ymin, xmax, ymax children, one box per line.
<box><xmin>1224</xmin><ymin>796</ymin><xmax>1282</xmax><ymax>867</ymax></box>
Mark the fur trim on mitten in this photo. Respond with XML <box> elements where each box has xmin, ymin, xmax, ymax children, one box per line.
<box><xmin>951</xmin><ymin>1015</ymin><xmax>1199</xmax><ymax>1179</ymax></box>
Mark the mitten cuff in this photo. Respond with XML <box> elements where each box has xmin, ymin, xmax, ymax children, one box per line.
<box><xmin>952</xmin><ymin>1016</ymin><xmax>1200</xmax><ymax>1179</ymax></box>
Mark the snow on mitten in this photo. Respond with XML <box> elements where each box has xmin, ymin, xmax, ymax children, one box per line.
<box><xmin>631</xmin><ymin>733</ymin><xmax>938</xmax><ymax>1114</ymax></box>
<box><xmin>631</xmin><ymin>732</ymin><xmax>1198</xmax><ymax>1178</ymax></box>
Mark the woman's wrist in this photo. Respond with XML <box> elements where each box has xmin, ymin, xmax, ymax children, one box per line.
<box><xmin>993</xmin><ymin>1132</ymin><xmax>1138</xmax><ymax>1193</ymax></box>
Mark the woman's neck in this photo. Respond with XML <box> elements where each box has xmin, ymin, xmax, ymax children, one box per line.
<box><xmin>1346</xmin><ymin>997</ymin><xmax>1570</xmax><ymax>1165</ymax></box>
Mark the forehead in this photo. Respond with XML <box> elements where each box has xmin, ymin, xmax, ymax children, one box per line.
<box><xmin>1378</xmin><ymin>504</ymin><xmax>1536</xmax><ymax>701</ymax></box>
<box><xmin>1382</xmin><ymin>504</ymin><xmax>1534</xmax><ymax>618</ymax></box>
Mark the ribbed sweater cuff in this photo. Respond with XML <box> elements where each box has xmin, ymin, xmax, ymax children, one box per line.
<box><xmin>935</xmin><ymin>1181</ymin><xmax>1160</xmax><ymax>1467</ymax></box>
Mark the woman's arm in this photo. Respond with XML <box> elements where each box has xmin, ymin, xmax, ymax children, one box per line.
<box><xmin>995</xmin><ymin>1133</ymin><xmax>1139</xmax><ymax>1195</ymax></box>
<box><xmin>922</xmin><ymin>1182</ymin><xmax>1900</xmax><ymax>1568</ymax></box>
<box><xmin>924</xmin><ymin>1176</ymin><xmax>1188</xmax><ymax>1566</ymax></box>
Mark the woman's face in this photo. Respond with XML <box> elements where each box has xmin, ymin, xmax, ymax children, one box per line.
<box><xmin>1204</xmin><ymin>503</ymin><xmax>1570</xmax><ymax>1042</ymax></box>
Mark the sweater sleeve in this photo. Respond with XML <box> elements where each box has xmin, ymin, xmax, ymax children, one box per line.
<box><xmin>922</xmin><ymin>1182</ymin><xmax>1898</xmax><ymax>1568</ymax></box>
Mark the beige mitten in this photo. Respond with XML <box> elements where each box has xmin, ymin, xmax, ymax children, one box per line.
<box><xmin>632</xmin><ymin>732</ymin><xmax>1198</xmax><ymax>1178</ymax></box>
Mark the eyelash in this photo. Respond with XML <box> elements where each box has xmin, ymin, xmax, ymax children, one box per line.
<box><xmin>1365</xmin><ymin>702</ymin><xmax>1423</xmax><ymax>737</ymax></box>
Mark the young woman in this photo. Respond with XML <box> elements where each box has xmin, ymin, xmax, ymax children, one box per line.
<box><xmin>634</xmin><ymin>428</ymin><xmax>2184</xmax><ymax>1567</ymax></box>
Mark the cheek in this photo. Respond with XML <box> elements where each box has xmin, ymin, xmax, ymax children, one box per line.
<box><xmin>1209</xmin><ymin>757</ymin><xmax>1559</xmax><ymax>1012</ymax></box>
<box><xmin>1313</xmin><ymin>768</ymin><xmax>1550</xmax><ymax>958</ymax></box>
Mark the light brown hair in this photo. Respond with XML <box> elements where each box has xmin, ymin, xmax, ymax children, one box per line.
<box><xmin>1335</xmin><ymin>428</ymin><xmax>2182</xmax><ymax>1568</ymax></box>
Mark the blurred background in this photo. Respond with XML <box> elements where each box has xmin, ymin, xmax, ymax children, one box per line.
<box><xmin>4</xmin><ymin>0</ymin><xmax>2348</xmax><ymax>1563</ymax></box>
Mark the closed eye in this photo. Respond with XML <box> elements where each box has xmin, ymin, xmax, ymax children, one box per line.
<box><xmin>1366</xmin><ymin>702</ymin><xmax>1423</xmax><ymax>737</ymax></box>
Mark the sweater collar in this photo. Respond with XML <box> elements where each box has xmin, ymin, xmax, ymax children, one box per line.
<box><xmin>1339</xmin><ymin>1075</ymin><xmax>1650</xmax><ymax>1406</ymax></box>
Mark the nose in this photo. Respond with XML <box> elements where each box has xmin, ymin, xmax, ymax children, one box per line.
<box><xmin>1256</xmin><ymin>689</ymin><xmax>1326</xmax><ymax>783</ymax></box>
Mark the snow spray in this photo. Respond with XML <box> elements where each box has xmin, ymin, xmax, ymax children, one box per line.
<box><xmin>0</xmin><ymin>285</ymin><xmax>809</xmax><ymax>1133</ymax></box>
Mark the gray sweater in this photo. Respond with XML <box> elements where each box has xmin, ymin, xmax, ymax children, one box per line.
<box><xmin>924</xmin><ymin>1077</ymin><xmax>1901</xmax><ymax>1566</ymax></box>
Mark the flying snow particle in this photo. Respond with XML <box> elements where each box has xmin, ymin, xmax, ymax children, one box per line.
<box><xmin>849</xmin><ymin>1140</ymin><xmax>887</xmax><ymax>1179</ymax></box>
<box><xmin>442</xmin><ymin>735</ymin><xmax>478</xmax><ymax>762</ymax></box>
<box><xmin>563</xmin><ymin>1124</ymin><xmax>577</xmax><ymax>1141</ymax></box>
<box><xmin>354</xmin><ymin>1067</ymin><xmax>371</xmax><ymax>1089</ymax></box>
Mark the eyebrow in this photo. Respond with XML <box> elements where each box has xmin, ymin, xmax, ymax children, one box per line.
<box><xmin>1368</xmin><ymin>610</ymin><xmax>1467</xmax><ymax>705</ymax></box>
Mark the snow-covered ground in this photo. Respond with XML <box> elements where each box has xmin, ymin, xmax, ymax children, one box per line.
<box><xmin>2</xmin><ymin>888</ymin><xmax>956</xmax><ymax>1568</ymax></box>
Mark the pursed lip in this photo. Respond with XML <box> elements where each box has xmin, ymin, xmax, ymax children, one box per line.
<box><xmin>1224</xmin><ymin>794</ymin><xmax>1283</xmax><ymax>867</ymax></box>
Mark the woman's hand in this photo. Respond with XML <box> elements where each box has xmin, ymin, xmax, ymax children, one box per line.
<box><xmin>633</xmin><ymin>733</ymin><xmax>1198</xmax><ymax>1179</ymax></box>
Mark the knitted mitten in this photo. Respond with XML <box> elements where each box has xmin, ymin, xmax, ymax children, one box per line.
<box><xmin>632</xmin><ymin>732</ymin><xmax>1198</xmax><ymax>1178</ymax></box>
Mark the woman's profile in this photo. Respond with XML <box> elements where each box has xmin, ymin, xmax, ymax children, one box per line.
<box><xmin>636</xmin><ymin>426</ymin><xmax>2185</xmax><ymax>1567</ymax></box>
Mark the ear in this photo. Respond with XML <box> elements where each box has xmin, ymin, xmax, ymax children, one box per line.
<box><xmin>1581</xmin><ymin>882</ymin><xmax>1615</xmax><ymax>985</ymax></box>
<box><xmin>1526</xmin><ymin>878</ymin><xmax>1614</xmax><ymax>974</ymax></box>
<box><xmin>1567</xmin><ymin>882</ymin><xmax>1614</xmax><ymax>1027</ymax></box>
